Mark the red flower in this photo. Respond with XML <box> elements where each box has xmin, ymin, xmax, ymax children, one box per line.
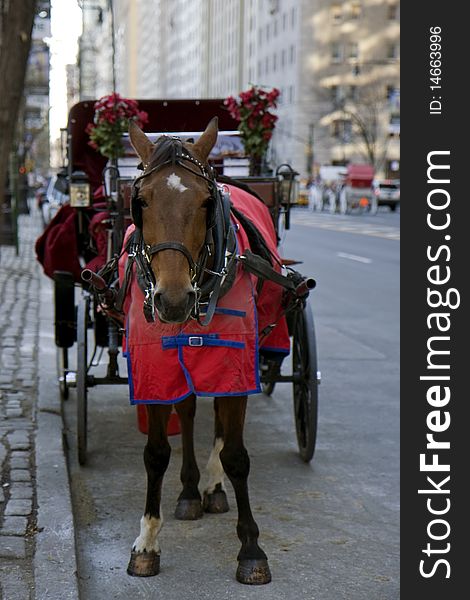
<box><xmin>86</xmin><ymin>93</ymin><xmax>149</xmax><ymax>158</ymax></box>
<box><xmin>224</xmin><ymin>85</ymin><xmax>279</xmax><ymax>163</ymax></box>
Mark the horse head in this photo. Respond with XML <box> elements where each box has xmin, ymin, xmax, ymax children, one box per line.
<box><xmin>129</xmin><ymin>117</ymin><xmax>218</xmax><ymax>323</ymax></box>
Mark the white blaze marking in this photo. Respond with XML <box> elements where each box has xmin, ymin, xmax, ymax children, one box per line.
<box><xmin>167</xmin><ymin>172</ymin><xmax>188</xmax><ymax>193</ymax></box>
<box><xmin>337</xmin><ymin>252</ymin><xmax>372</xmax><ymax>264</ymax></box>
<box><xmin>205</xmin><ymin>437</ymin><xmax>225</xmax><ymax>495</ymax></box>
<box><xmin>132</xmin><ymin>514</ymin><xmax>163</xmax><ymax>554</ymax></box>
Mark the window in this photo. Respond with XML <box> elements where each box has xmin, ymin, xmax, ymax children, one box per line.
<box><xmin>348</xmin><ymin>42</ymin><xmax>359</xmax><ymax>60</ymax></box>
<box><xmin>265</xmin><ymin>56</ymin><xmax>269</xmax><ymax>74</ymax></box>
<box><xmin>331</xmin><ymin>4</ymin><xmax>342</xmax><ymax>22</ymax></box>
<box><xmin>388</xmin><ymin>87</ymin><xmax>400</xmax><ymax>109</ymax></box>
<box><xmin>389</xmin><ymin>113</ymin><xmax>400</xmax><ymax>136</ymax></box>
<box><xmin>268</xmin><ymin>0</ymin><xmax>280</xmax><ymax>14</ymax></box>
<box><xmin>387</xmin><ymin>43</ymin><xmax>399</xmax><ymax>60</ymax></box>
<box><xmin>388</xmin><ymin>3</ymin><xmax>399</xmax><ymax>20</ymax></box>
<box><xmin>288</xmin><ymin>85</ymin><xmax>294</xmax><ymax>104</ymax></box>
<box><xmin>273</xmin><ymin>52</ymin><xmax>277</xmax><ymax>71</ymax></box>
<box><xmin>282</xmin><ymin>12</ymin><xmax>287</xmax><ymax>30</ymax></box>
<box><xmin>281</xmin><ymin>48</ymin><xmax>286</xmax><ymax>67</ymax></box>
<box><xmin>291</xmin><ymin>6</ymin><xmax>296</xmax><ymax>28</ymax></box>
<box><xmin>351</xmin><ymin>1</ymin><xmax>362</xmax><ymax>19</ymax></box>
<box><xmin>289</xmin><ymin>44</ymin><xmax>295</xmax><ymax>64</ymax></box>
<box><xmin>332</xmin><ymin>119</ymin><xmax>352</xmax><ymax>142</ymax></box>
<box><xmin>266</xmin><ymin>23</ymin><xmax>270</xmax><ymax>42</ymax></box>
<box><xmin>331</xmin><ymin>42</ymin><xmax>342</xmax><ymax>63</ymax></box>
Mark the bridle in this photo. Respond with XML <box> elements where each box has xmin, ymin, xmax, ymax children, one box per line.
<box><xmin>121</xmin><ymin>136</ymin><xmax>236</xmax><ymax>325</ymax></box>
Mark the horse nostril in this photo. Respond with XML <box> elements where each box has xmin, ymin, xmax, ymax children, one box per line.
<box><xmin>186</xmin><ymin>290</ymin><xmax>196</xmax><ymax>310</ymax></box>
<box><xmin>154</xmin><ymin>291</ymin><xmax>164</xmax><ymax>311</ymax></box>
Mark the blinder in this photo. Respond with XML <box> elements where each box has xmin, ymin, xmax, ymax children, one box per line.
<box><xmin>131</xmin><ymin>183</ymin><xmax>143</xmax><ymax>229</ymax></box>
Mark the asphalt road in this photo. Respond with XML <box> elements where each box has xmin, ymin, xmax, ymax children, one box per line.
<box><xmin>63</xmin><ymin>206</ymin><xmax>400</xmax><ymax>600</ymax></box>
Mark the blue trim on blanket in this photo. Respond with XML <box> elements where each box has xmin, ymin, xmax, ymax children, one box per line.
<box><xmin>259</xmin><ymin>346</ymin><xmax>290</xmax><ymax>355</ymax></box>
<box><xmin>130</xmin><ymin>388</ymin><xmax>262</xmax><ymax>405</ymax></box>
<box><xmin>177</xmin><ymin>345</ymin><xmax>195</xmax><ymax>393</ymax></box>
<box><xmin>213</xmin><ymin>307</ymin><xmax>247</xmax><ymax>317</ymax></box>
<box><xmin>251</xmin><ymin>278</ymin><xmax>262</xmax><ymax>394</ymax></box>
<box><xmin>125</xmin><ymin>320</ymin><xmax>135</xmax><ymax>401</ymax></box>
<box><xmin>130</xmin><ymin>390</ymin><xmax>194</xmax><ymax>405</ymax></box>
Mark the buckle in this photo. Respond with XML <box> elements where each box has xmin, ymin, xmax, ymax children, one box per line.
<box><xmin>188</xmin><ymin>336</ymin><xmax>203</xmax><ymax>347</ymax></box>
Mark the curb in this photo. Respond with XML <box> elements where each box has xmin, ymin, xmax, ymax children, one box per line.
<box><xmin>33</xmin><ymin>273</ymin><xmax>80</xmax><ymax>600</ymax></box>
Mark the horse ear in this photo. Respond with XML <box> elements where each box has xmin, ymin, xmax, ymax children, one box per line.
<box><xmin>129</xmin><ymin>120</ymin><xmax>154</xmax><ymax>165</ymax></box>
<box><xmin>193</xmin><ymin>117</ymin><xmax>218</xmax><ymax>160</ymax></box>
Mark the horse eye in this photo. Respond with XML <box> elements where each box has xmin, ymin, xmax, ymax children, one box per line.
<box><xmin>139</xmin><ymin>197</ymin><xmax>149</xmax><ymax>208</ymax></box>
<box><xmin>201</xmin><ymin>198</ymin><xmax>211</xmax><ymax>208</ymax></box>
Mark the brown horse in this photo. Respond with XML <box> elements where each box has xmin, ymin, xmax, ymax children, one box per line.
<box><xmin>125</xmin><ymin>118</ymin><xmax>271</xmax><ymax>585</ymax></box>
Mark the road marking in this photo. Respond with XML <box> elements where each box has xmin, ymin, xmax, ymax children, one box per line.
<box><xmin>290</xmin><ymin>212</ymin><xmax>400</xmax><ymax>240</ymax></box>
<box><xmin>337</xmin><ymin>252</ymin><xmax>372</xmax><ymax>264</ymax></box>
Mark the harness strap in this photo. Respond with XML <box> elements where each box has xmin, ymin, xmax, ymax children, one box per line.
<box><xmin>237</xmin><ymin>250</ymin><xmax>296</xmax><ymax>291</ymax></box>
<box><xmin>198</xmin><ymin>231</ymin><xmax>236</xmax><ymax>326</ymax></box>
<box><xmin>114</xmin><ymin>255</ymin><xmax>133</xmax><ymax>312</ymax></box>
<box><xmin>145</xmin><ymin>241</ymin><xmax>196</xmax><ymax>276</ymax></box>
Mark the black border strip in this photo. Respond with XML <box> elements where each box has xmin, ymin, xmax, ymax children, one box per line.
<box><xmin>401</xmin><ymin>4</ymin><xmax>468</xmax><ymax>597</ymax></box>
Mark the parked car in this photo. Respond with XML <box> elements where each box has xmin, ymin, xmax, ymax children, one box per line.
<box><xmin>373</xmin><ymin>179</ymin><xmax>400</xmax><ymax>211</ymax></box>
<box><xmin>41</xmin><ymin>169</ymin><xmax>69</xmax><ymax>226</ymax></box>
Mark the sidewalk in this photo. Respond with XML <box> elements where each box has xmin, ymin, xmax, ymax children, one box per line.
<box><xmin>0</xmin><ymin>206</ymin><xmax>79</xmax><ymax>600</ymax></box>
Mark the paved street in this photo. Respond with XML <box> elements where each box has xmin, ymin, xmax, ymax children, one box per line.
<box><xmin>61</xmin><ymin>207</ymin><xmax>400</xmax><ymax>599</ymax></box>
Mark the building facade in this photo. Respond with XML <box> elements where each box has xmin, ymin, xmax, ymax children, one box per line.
<box><xmin>78</xmin><ymin>0</ymin><xmax>400</xmax><ymax>178</ymax></box>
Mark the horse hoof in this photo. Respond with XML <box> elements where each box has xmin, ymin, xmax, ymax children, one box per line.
<box><xmin>236</xmin><ymin>559</ymin><xmax>272</xmax><ymax>585</ymax></box>
<box><xmin>203</xmin><ymin>489</ymin><xmax>229</xmax><ymax>513</ymax></box>
<box><xmin>127</xmin><ymin>550</ymin><xmax>160</xmax><ymax>577</ymax></box>
<box><xmin>174</xmin><ymin>498</ymin><xmax>203</xmax><ymax>520</ymax></box>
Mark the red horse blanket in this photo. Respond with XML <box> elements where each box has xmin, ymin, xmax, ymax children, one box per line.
<box><xmin>119</xmin><ymin>184</ymin><xmax>290</xmax><ymax>404</ymax></box>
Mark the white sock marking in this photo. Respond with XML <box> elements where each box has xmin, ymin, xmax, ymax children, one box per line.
<box><xmin>132</xmin><ymin>514</ymin><xmax>163</xmax><ymax>554</ymax></box>
<box><xmin>167</xmin><ymin>172</ymin><xmax>188</xmax><ymax>193</ymax></box>
<box><xmin>205</xmin><ymin>437</ymin><xmax>225</xmax><ymax>495</ymax></box>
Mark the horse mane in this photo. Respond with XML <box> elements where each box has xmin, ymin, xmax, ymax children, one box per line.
<box><xmin>148</xmin><ymin>136</ymin><xmax>186</xmax><ymax>170</ymax></box>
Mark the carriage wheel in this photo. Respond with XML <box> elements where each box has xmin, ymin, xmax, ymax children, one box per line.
<box><xmin>77</xmin><ymin>297</ymin><xmax>90</xmax><ymax>465</ymax></box>
<box><xmin>57</xmin><ymin>347</ymin><xmax>69</xmax><ymax>400</ymax></box>
<box><xmin>292</xmin><ymin>299</ymin><xmax>319</xmax><ymax>463</ymax></box>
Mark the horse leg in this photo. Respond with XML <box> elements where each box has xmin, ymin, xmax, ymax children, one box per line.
<box><xmin>174</xmin><ymin>395</ymin><xmax>203</xmax><ymax>520</ymax></box>
<box><xmin>127</xmin><ymin>404</ymin><xmax>171</xmax><ymax>577</ymax></box>
<box><xmin>217</xmin><ymin>396</ymin><xmax>271</xmax><ymax>585</ymax></box>
<box><xmin>203</xmin><ymin>399</ymin><xmax>229</xmax><ymax>513</ymax></box>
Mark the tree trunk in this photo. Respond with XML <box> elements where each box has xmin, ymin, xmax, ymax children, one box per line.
<box><xmin>0</xmin><ymin>0</ymin><xmax>37</xmax><ymax>226</ymax></box>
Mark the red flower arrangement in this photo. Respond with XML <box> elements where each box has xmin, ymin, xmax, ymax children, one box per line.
<box><xmin>86</xmin><ymin>93</ymin><xmax>148</xmax><ymax>159</ymax></box>
<box><xmin>224</xmin><ymin>85</ymin><xmax>280</xmax><ymax>174</ymax></box>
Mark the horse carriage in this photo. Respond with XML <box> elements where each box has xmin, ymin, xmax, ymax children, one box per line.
<box><xmin>338</xmin><ymin>163</ymin><xmax>377</xmax><ymax>214</ymax></box>
<box><xmin>37</xmin><ymin>98</ymin><xmax>320</xmax><ymax>584</ymax></box>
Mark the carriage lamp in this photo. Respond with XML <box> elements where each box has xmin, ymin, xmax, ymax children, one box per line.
<box><xmin>276</xmin><ymin>164</ymin><xmax>300</xmax><ymax>207</ymax></box>
<box><xmin>69</xmin><ymin>170</ymin><xmax>91</xmax><ymax>207</ymax></box>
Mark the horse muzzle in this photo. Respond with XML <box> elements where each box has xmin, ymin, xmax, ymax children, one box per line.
<box><xmin>153</xmin><ymin>287</ymin><xmax>197</xmax><ymax>324</ymax></box>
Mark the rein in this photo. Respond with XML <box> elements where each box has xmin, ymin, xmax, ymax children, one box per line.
<box><xmin>119</xmin><ymin>137</ymin><xmax>235</xmax><ymax>326</ymax></box>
